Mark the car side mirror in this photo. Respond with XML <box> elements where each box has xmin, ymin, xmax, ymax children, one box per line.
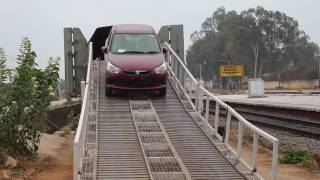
<box><xmin>101</xmin><ymin>46</ymin><xmax>108</xmax><ymax>54</ymax></box>
<box><xmin>162</xmin><ymin>47</ymin><xmax>167</xmax><ymax>54</ymax></box>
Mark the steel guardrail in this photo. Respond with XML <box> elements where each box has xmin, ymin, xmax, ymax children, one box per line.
<box><xmin>74</xmin><ymin>42</ymin><xmax>99</xmax><ymax>180</ymax></box>
<box><xmin>164</xmin><ymin>42</ymin><xmax>279</xmax><ymax>180</ymax></box>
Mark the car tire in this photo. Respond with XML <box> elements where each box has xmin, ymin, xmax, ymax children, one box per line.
<box><xmin>105</xmin><ymin>87</ymin><xmax>112</xmax><ymax>97</ymax></box>
<box><xmin>159</xmin><ymin>88</ymin><xmax>166</xmax><ymax>97</ymax></box>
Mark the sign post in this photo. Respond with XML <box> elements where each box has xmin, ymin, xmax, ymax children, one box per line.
<box><xmin>220</xmin><ymin>64</ymin><xmax>244</xmax><ymax>77</ymax></box>
<box><xmin>219</xmin><ymin>64</ymin><xmax>244</xmax><ymax>90</ymax></box>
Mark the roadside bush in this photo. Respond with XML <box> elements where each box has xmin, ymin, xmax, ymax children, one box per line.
<box><xmin>0</xmin><ymin>38</ymin><xmax>60</xmax><ymax>158</ymax></box>
<box><xmin>69</xmin><ymin>109</ymin><xmax>79</xmax><ymax>130</ymax></box>
<box><xmin>0</xmin><ymin>147</ymin><xmax>7</xmax><ymax>164</ymax></box>
<box><xmin>279</xmin><ymin>149</ymin><xmax>311</xmax><ymax>165</ymax></box>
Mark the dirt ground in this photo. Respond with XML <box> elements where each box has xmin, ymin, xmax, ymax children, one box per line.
<box><xmin>34</xmin><ymin>131</ymin><xmax>319</xmax><ymax>180</ymax></box>
<box><xmin>231</xmin><ymin>140</ymin><xmax>320</xmax><ymax>180</ymax></box>
<box><xmin>4</xmin><ymin>130</ymin><xmax>320</xmax><ymax>180</ymax></box>
<box><xmin>11</xmin><ymin>132</ymin><xmax>74</xmax><ymax>180</ymax></box>
<box><xmin>36</xmin><ymin>132</ymin><xmax>74</xmax><ymax>180</ymax></box>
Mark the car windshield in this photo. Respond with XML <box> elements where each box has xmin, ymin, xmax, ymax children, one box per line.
<box><xmin>111</xmin><ymin>34</ymin><xmax>160</xmax><ymax>54</ymax></box>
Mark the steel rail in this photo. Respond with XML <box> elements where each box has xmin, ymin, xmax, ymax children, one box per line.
<box><xmin>215</xmin><ymin>105</ymin><xmax>320</xmax><ymax>138</ymax></box>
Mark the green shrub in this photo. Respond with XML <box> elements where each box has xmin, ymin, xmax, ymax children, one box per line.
<box><xmin>69</xmin><ymin>109</ymin><xmax>79</xmax><ymax>131</ymax></box>
<box><xmin>0</xmin><ymin>147</ymin><xmax>7</xmax><ymax>163</ymax></box>
<box><xmin>279</xmin><ymin>149</ymin><xmax>311</xmax><ymax>165</ymax></box>
<box><xmin>0</xmin><ymin>38</ymin><xmax>60</xmax><ymax>157</ymax></box>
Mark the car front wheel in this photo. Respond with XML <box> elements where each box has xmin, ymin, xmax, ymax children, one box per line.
<box><xmin>159</xmin><ymin>88</ymin><xmax>166</xmax><ymax>97</ymax></box>
<box><xmin>105</xmin><ymin>87</ymin><xmax>112</xmax><ymax>97</ymax></box>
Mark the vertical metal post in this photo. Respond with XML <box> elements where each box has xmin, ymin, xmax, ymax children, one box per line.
<box><xmin>64</xmin><ymin>28</ymin><xmax>73</xmax><ymax>99</ymax></box>
<box><xmin>73</xmin><ymin>141</ymin><xmax>79</xmax><ymax>180</ymax></box>
<box><xmin>170</xmin><ymin>25</ymin><xmax>185</xmax><ymax>87</ymax></box>
<box><xmin>197</xmin><ymin>88</ymin><xmax>203</xmax><ymax>114</ymax></box>
<box><xmin>214</xmin><ymin>103</ymin><xmax>220</xmax><ymax>136</ymax></box>
<box><xmin>166</xmin><ymin>47</ymin><xmax>171</xmax><ymax>65</ymax></box>
<box><xmin>205</xmin><ymin>95</ymin><xmax>210</xmax><ymax>121</ymax></box>
<box><xmin>224</xmin><ymin>110</ymin><xmax>231</xmax><ymax>145</ymax></box>
<box><xmin>174</xmin><ymin>59</ymin><xmax>178</xmax><ymax>76</ymax></box>
<box><xmin>272</xmin><ymin>140</ymin><xmax>279</xmax><ymax>180</ymax></box>
<box><xmin>195</xmin><ymin>85</ymin><xmax>199</xmax><ymax>111</ymax></box>
<box><xmin>178</xmin><ymin>65</ymin><xmax>183</xmax><ymax>84</ymax></box>
<box><xmin>73</xmin><ymin>28</ymin><xmax>88</xmax><ymax>95</ymax></box>
<box><xmin>64</xmin><ymin>27</ymin><xmax>88</xmax><ymax>98</ymax></box>
<box><xmin>80</xmin><ymin>81</ymin><xmax>86</xmax><ymax>101</ymax></box>
<box><xmin>158</xmin><ymin>26</ymin><xmax>170</xmax><ymax>44</ymax></box>
<box><xmin>237</xmin><ymin>122</ymin><xmax>243</xmax><ymax>159</ymax></box>
<box><xmin>252</xmin><ymin>132</ymin><xmax>259</xmax><ymax>172</ymax></box>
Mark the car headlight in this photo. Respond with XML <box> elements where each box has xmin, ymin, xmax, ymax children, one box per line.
<box><xmin>106</xmin><ymin>62</ymin><xmax>121</xmax><ymax>74</ymax></box>
<box><xmin>154</xmin><ymin>62</ymin><xmax>167</xmax><ymax>74</ymax></box>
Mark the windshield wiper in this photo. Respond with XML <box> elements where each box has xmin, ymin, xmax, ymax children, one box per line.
<box><xmin>122</xmin><ymin>51</ymin><xmax>145</xmax><ymax>54</ymax></box>
<box><xmin>116</xmin><ymin>51</ymin><xmax>160</xmax><ymax>54</ymax></box>
<box><xmin>143</xmin><ymin>51</ymin><xmax>160</xmax><ymax>54</ymax></box>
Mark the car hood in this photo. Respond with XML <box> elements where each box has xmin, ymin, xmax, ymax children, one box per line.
<box><xmin>107</xmin><ymin>53</ymin><xmax>165</xmax><ymax>70</ymax></box>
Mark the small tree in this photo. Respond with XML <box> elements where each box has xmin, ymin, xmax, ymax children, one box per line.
<box><xmin>45</xmin><ymin>57</ymin><xmax>60</xmax><ymax>91</ymax></box>
<box><xmin>9</xmin><ymin>37</ymin><xmax>39</xmax><ymax>156</ymax></box>
<box><xmin>33</xmin><ymin>57</ymin><xmax>60</xmax><ymax>130</ymax></box>
<box><xmin>0</xmin><ymin>38</ymin><xmax>60</xmax><ymax>157</ymax></box>
<box><xmin>0</xmin><ymin>48</ymin><xmax>7</xmax><ymax>84</ymax></box>
<box><xmin>4</xmin><ymin>38</ymin><xmax>59</xmax><ymax>156</ymax></box>
<box><xmin>0</xmin><ymin>48</ymin><xmax>12</xmax><ymax>156</ymax></box>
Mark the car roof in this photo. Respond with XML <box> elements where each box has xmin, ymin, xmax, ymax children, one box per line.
<box><xmin>113</xmin><ymin>24</ymin><xmax>156</xmax><ymax>34</ymax></box>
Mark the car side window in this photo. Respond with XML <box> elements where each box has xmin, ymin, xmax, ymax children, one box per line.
<box><xmin>107</xmin><ymin>33</ymin><xmax>113</xmax><ymax>48</ymax></box>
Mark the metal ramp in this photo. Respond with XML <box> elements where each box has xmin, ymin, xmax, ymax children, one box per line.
<box><xmin>74</xmin><ymin>42</ymin><xmax>279</xmax><ymax>180</ymax></box>
<box><xmin>97</xmin><ymin>67</ymin><xmax>150</xmax><ymax>179</ymax></box>
<box><xmin>95</xmin><ymin>61</ymin><xmax>244</xmax><ymax>180</ymax></box>
<box><xmin>151</xmin><ymin>84</ymin><xmax>245</xmax><ymax>179</ymax></box>
<box><xmin>130</xmin><ymin>100</ymin><xmax>191</xmax><ymax>180</ymax></box>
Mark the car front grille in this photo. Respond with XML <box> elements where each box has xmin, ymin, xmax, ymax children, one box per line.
<box><xmin>124</xmin><ymin>70</ymin><xmax>151</xmax><ymax>75</ymax></box>
<box><xmin>121</xmin><ymin>76</ymin><xmax>155</xmax><ymax>87</ymax></box>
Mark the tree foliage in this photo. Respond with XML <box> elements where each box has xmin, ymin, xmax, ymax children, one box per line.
<box><xmin>187</xmin><ymin>7</ymin><xmax>320</xmax><ymax>80</ymax></box>
<box><xmin>0</xmin><ymin>37</ymin><xmax>60</xmax><ymax>157</ymax></box>
<box><xmin>0</xmin><ymin>48</ymin><xmax>7</xmax><ymax>84</ymax></box>
<box><xmin>0</xmin><ymin>48</ymin><xmax>13</xmax><ymax>156</ymax></box>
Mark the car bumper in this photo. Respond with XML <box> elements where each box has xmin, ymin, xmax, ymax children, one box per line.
<box><xmin>106</xmin><ymin>84</ymin><xmax>166</xmax><ymax>90</ymax></box>
<box><xmin>105</xmin><ymin>71</ymin><xmax>167</xmax><ymax>91</ymax></box>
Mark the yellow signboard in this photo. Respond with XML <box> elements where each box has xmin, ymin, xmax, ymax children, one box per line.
<box><xmin>220</xmin><ymin>64</ymin><xmax>244</xmax><ymax>77</ymax></box>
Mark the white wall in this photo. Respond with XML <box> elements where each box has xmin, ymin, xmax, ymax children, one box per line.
<box><xmin>264</xmin><ymin>79</ymin><xmax>319</xmax><ymax>89</ymax></box>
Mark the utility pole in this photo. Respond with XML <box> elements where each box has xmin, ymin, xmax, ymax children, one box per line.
<box><xmin>199</xmin><ymin>61</ymin><xmax>207</xmax><ymax>82</ymax></box>
<box><xmin>199</xmin><ymin>64</ymin><xmax>201</xmax><ymax>81</ymax></box>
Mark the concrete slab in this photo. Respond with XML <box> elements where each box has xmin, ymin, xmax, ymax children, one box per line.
<box><xmin>50</xmin><ymin>98</ymin><xmax>80</xmax><ymax>109</ymax></box>
<box><xmin>217</xmin><ymin>94</ymin><xmax>320</xmax><ymax>112</ymax></box>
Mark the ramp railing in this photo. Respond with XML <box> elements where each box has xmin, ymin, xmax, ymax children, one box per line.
<box><xmin>164</xmin><ymin>42</ymin><xmax>279</xmax><ymax>180</ymax></box>
<box><xmin>74</xmin><ymin>42</ymin><xmax>99</xmax><ymax>180</ymax></box>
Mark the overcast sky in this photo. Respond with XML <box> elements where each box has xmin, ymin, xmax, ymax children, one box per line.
<box><xmin>1</xmin><ymin>0</ymin><xmax>319</xmax><ymax>78</ymax></box>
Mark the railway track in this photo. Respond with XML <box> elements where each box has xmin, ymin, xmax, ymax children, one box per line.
<box><xmin>207</xmin><ymin>101</ymin><xmax>320</xmax><ymax>138</ymax></box>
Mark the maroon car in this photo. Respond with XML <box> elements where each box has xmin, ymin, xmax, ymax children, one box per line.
<box><xmin>102</xmin><ymin>24</ymin><xmax>167</xmax><ymax>97</ymax></box>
